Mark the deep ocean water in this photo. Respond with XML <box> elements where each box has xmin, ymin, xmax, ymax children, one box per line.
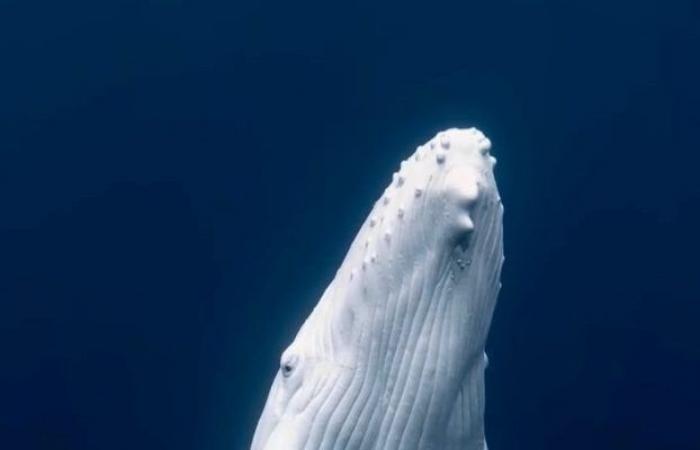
<box><xmin>1</xmin><ymin>1</ymin><xmax>699</xmax><ymax>449</ymax></box>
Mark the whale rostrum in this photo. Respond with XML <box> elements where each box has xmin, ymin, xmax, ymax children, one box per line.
<box><xmin>251</xmin><ymin>128</ymin><xmax>504</xmax><ymax>450</ymax></box>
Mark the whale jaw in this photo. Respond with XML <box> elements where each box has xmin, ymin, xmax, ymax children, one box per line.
<box><xmin>252</xmin><ymin>128</ymin><xmax>503</xmax><ymax>450</ymax></box>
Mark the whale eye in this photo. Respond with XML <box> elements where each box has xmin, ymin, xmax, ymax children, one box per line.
<box><xmin>280</xmin><ymin>354</ymin><xmax>298</xmax><ymax>378</ymax></box>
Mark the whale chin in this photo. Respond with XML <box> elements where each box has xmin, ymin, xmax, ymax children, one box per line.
<box><xmin>252</xmin><ymin>127</ymin><xmax>504</xmax><ymax>450</ymax></box>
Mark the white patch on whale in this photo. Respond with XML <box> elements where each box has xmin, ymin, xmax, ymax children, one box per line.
<box><xmin>251</xmin><ymin>128</ymin><xmax>504</xmax><ymax>450</ymax></box>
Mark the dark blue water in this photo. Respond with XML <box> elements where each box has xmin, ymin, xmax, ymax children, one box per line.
<box><xmin>1</xmin><ymin>1</ymin><xmax>699</xmax><ymax>449</ymax></box>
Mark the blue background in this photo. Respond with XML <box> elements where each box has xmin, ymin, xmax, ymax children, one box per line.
<box><xmin>1</xmin><ymin>1</ymin><xmax>699</xmax><ymax>449</ymax></box>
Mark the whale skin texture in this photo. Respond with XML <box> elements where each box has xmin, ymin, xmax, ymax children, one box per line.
<box><xmin>251</xmin><ymin>128</ymin><xmax>504</xmax><ymax>450</ymax></box>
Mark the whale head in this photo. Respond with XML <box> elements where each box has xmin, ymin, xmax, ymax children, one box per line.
<box><xmin>251</xmin><ymin>128</ymin><xmax>504</xmax><ymax>450</ymax></box>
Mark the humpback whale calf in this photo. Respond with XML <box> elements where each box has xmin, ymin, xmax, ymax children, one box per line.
<box><xmin>251</xmin><ymin>128</ymin><xmax>504</xmax><ymax>450</ymax></box>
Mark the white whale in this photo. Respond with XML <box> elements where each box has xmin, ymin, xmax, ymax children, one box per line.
<box><xmin>251</xmin><ymin>128</ymin><xmax>504</xmax><ymax>450</ymax></box>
